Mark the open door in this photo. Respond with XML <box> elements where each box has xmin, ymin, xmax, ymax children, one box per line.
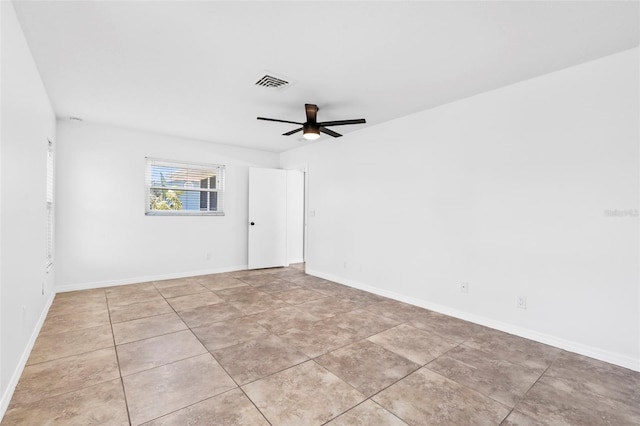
<box><xmin>248</xmin><ymin>167</ymin><xmax>287</xmax><ymax>269</ymax></box>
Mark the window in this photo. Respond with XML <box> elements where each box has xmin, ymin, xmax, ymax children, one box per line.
<box><xmin>46</xmin><ymin>139</ymin><xmax>54</xmax><ymax>271</ymax></box>
<box><xmin>145</xmin><ymin>158</ymin><xmax>225</xmax><ymax>216</ymax></box>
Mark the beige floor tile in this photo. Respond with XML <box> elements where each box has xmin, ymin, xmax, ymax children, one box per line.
<box><xmin>323</xmin><ymin>308</ymin><xmax>401</xmax><ymax>338</ymax></box>
<box><xmin>156</xmin><ymin>282</ymin><xmax>208</xmax><ymax>298</ymax></box>
<box><xmin>142</xmin><ymin>388</ymin><xmax>269</xmax><ymax>426</ymax></box>
<box><xmin>117</xmin><ymin>330</ymin><xmax>207</xmax><ymax>376</ymax></box>
<box><xmin>227</xmin><ymin>294</ymin><xmax>290</xmax><ymax>315</ymax></box>
<box><xmin>3</xmin><ymin>379</ymin><xmax>128</xmax><ymax>425</ymax></box>
<box><xmin>28</xmin><ymin>324</ymin><xmax>113</xmax><ymax>365</ymax></box>
<box><xmin>296</xmin><ymin>297</ymin><xmax>360</xmax><ymax>319</ymax></box>
<box><xmin>112</xmin><ymin>312</ymin><xmax>187</xmax><ymax>345</ymax></box>
<box><xmin>152</xmin><ymin>276</ymin><xmax>200</xmax><ymax>289</ymax></box>
<box><xmin>177</xmin><ymin>303</ymin><xmax>244</xmax><ymax>328</ymax></box>
<box><xmin>409</xmin><ymin>309</ymin><xmax>488</xmax><ymax>343</ymax></box>
<box><xmin>40</xmin><ymin>306</ymin><xmax>111</xmax><ymax>335</ymax></box>
<box><xmin>109</xmin><ymin>298</ymin><xmax>174</xmax><ymax>323</ymax></box>
<box><xmin>198</xmin><ymin>275</ymin><xmax>248</xmax><ymax>291</ymax></box>
<box><xmin>246</xmin><ymin>305</ymin><xmax>322</xmax><ymax>333</ymax></box>
<box><xmin>273</xmin><ymin>288</ymin><xmax>327</xmax><ymax>304</ymax></box>
<box><xmin>242</xmin><ymin>360</ymin><xmax>365</xmax><ymax>426</ymax></box>
<box><xmin>464</xmin><ymin>328</ymin><xmax>561</xmax><ymax>370</ymax></box>
<box><xmin>212</xmin><ymin>334</ymin><xmax>308</xmax><ymax>385</ymax></box>
<box><xmin>367</xmin><ymin>324</ymin><xmax>458</xmax><ymax>365</ymax></box>
<box><xmin>427</xmin><ymin>344</ymin><xmax>544</xmax><ymax>406</ymax></box>
<box><xmin>192</xmin><ymin>317</ymin><xmax>269</xmax><ymax>351</ymax></box>
<box><xmin>545</xmin><ymin>351</ymin><xmax>640</xmax><ymax>407</ymax></box>
<box><xmin>123</xmin><ymin>353</ymin><xmax>236</xmax><ymax>425</ymax></box>
<box><xmin>214</xmin><ymin>286</ymin><xmax>268</xmax><ymax>300</ymax></box>
<box><xmin>514</xmin><ymin>374</ymin><xmax>640</xmax><ymax>425</ymax></box>
<box><xmin>166</xmin><ymin>291</ymin><xmax>224</xmax><ymax>311</ymax></box>
<box><xmin>326</xmin><ymin>400</ymin><xmax>408</xmax><ymax>426</ymax></box>
<box><xmin>107</xmin><ymin>287</ymin><xmax>164</xmax><ymax>307</ymax></box>
<box><xmin>316</xmin><ymin>340</ymin><xmax>420</xmax><ymax>397</ymax></box>
<box><xmin>277</xmin><ymin>319</ymin><xmax>359</xmax><ymax>358</ymax></box>
<box><xmin>252</xmin><ymin>279</ymin><xmax>302</xmax><ymax>294</ymax></box>
<box><xmin>365</xmin><ymin>299</ymin><xmax>427</xmax><ymax>323</ymax></box>
<box><xmin>10</xmin><ymin>347</ymin><xmax>120</xmax><ymax>406</ymax></box>
<box><xmin>47</xmin><ymin>299</ymin><xmax>109</xmax><ymax>318</ymax></box>
<box><xmin>373</xmin><ymin>368</ymin><xmax>510</xmax><ymax>425</ymax></box>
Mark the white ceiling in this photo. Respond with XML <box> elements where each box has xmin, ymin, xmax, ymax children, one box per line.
<box><xmin>12</xmin><ymin>1</ymin><xmax>639</xmax><ymax>153</ymax></box>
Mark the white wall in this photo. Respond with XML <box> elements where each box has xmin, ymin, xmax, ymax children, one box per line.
<box><xmin>0</xmin><ymin>1</ymin><xmax>57</xmax><ymax>415</ymax></box>
<box><xmin>287</xmin><ymin>169</ymin><xmax>305</xmax><ymax>264</ymax></box>
<box><xmin>56</xmin><ymin>121</ymin><xmax>279</xmax><ymax>290</ymax></box>
<box><xmin>281</xmin><ymin>48</ymin><xmax>640</xmax><ymax>371</ymax></box>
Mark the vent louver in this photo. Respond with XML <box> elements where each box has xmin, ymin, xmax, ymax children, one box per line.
<box><xmin>255</xmin><ymin>75</ymin><xmax>289</xmax><ymax>88</ymax></box>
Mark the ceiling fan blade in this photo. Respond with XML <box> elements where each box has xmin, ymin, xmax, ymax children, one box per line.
<box><xmin>305</xmin><ymin>104</ymin><xmax>319</xmax><ymax>123</ymax></box>
<box><xmin>317</xmin><ymin>118</ymin><xmax>366</xmax><ymax>127</ymax></box>
<box><xmin>257</xmin><ymin>117</ymin><xmax>302</xmax><ymax>125</ymax></box>
<box><xmin>319</xmin><ymin>127</ymin><xmax>342</xmax><ymax>138</ymax></box>
<box><xmin>283</xmin><ymin>128</ymin><xmax>303</xmax><ymax>136</ymax></box>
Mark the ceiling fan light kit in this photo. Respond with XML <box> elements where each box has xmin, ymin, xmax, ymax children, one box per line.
<box><xmin>258</xmin><ymin>103</ymin><xmax>366</xmax><ymax>142</ymax></box>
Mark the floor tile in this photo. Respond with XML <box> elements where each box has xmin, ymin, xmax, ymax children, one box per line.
<box><xmin>156</xmin><ymin>282</ymin><xmax>208</xmax><ymax>298</ymax></box>
<box><xmin>214</xmin><ymin>286</ymin><xmax>269</xmax><ymax>300</ymax></box>
<box><xmin>325</xmin><ymin>400</ymin><xmax>408</xmax><ymax>426</ymax></box>
<box><xmin>252</xmin><ymin>279</ymin><xmax>302</xmax><ymax>294</ymax></box>
<box><xmin>11</xmin><ymin>347</ymin><xmax>120</xmax><ymax>406</ymax></box>
<box><xmin>112</xmin><ymin>312</ymin><xmax>187</xmax><ymax>345</ymax></box>
<box><xmin>123</xmin><ymin>353</ymin><xmax>236</xmax><ymax>425</ymax></box>
<box><xmin>544</xmin><ymin>351</ymin><xmax>640</xmax><ymax>407</ymax></box>
<box><xmin>296</xmin><ymin>297</ymin><xmax>360</xmax><ymax>319</ymax></box>
<box><xmin>117</xmin><ymin>330</ymin><xmax>207</xmax><ymax>376</ymax></box>
<box><xmin>273</xmin><ymin>288</ymin><xmax>327</xmax><ymax>304</ymax></box>
<box><xmin>236</xmin><ymin>273</ymin><xmax>279</xmax><ymax>286</ymax></box>
<box><xmin>177</xmin><ymin>303</ymin><xmax>244</xmax><ymax>328</ymax></box>
<box><xmin>40</xmin><ymin>306</ymin><xmax>111</xmax><ymax>335</ymax></box>
<box><xmin>246</xmin><ymin>305</ymin><xmax>322</xmax><ymax>333</ymax></box>
<box><xmin>373</xmin><ymin>368</ymin><xmax>510</xmax><ymax>425</ymax></box>
<box><xmin>367</xmin><ymin>323</ymin><xmax>458</xmax><ymax>365</ymax></box>
<box><xmin>192</xmin><ymin>317</ymin><xmax>269</xmax><ymax>351</ymax></box>
<box><xmin>152</xmin><ymin>277</ymin><xmax>200</xmax><ymax>289</ymax></box>
<box><xmin>513</xmin><ymin>374</ymin><xmax>640</xmax><ymax>425</ymax></box>
<box><xmin>107</xmin><ymin>287</ymin><xmax>164</xmax><ymax>307</ymax></box>
<box><xmin>427</xmin><ymin>344</ymin><xmax>544</xmax><ymax>406</ymax></box>
<box><xmin>323</xmin><ymin>308</ymin><xmax>401</xmax><ymax>338</ymax></box>
<box><xmin>3</xmin><ymin>379</ymin><xmax>128</xmax><ymax>425</ymax></box>
<box><xmin>198</xmin><ymin>275</ymin><xmax>248</xmax><ymax>291</ymax></box>
<box><xmin>142</xmin><ymin>388</ymin><xmax>268</xmax><ymax>426</ymax></box>
<box><xmin>277</xmin><ymin>319</ymin><xmax>359</xmax><ymax>358</ymax></box>
<box><xmin>365</xmin><ymin>299</ymin><xmax>427</xmax><ymax>323</ymax></box>
<box><xmin>227</xmin><ymin>294</ymin><xmax>290</xmax><ymax>315</ymax></box>
<box><xmin>316</xmin><ymin>340</ymin><xmax>420</xmax><ymax>397</ymax></box>
<box><xmin>212</xmin><ymin>334</ymin><xmax>308</xmax><ymax>385</ymax></box>
<box><xmin>165</xmin><ymin>291</ymin><xmax>224</xmax><ymax>311</ymax></box>
<box><xmin>409</xmin><ymin>309</ymin><xmax>488</xmax><ymax>343</ymax></box>
<box><xmin>242</xmin><ymin>360</ymin><xmax>365</xmax><ymax>426</ymax></box>
<box><xmin>109</xmin><ymin>298</ymin><xmax>174</xmax><ymax>323</ymax></box>
<box><xmin>464</xmin><ymin>328</ymin><xmax>561</xmax><ymax>370</ymax></box>
<box><xmin>27</xmin><ymin>324</ymin><xmax>113</xmax><ymax>365</ymax></box>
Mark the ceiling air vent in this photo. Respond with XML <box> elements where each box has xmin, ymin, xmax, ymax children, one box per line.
<box><xmin>255</xmin><ymin>74</ymin><xmax>289</xmax><ymax>88</ymax></box>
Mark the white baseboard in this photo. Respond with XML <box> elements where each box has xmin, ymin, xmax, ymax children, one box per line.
<box><xmin>308</xmin><ymin>269</ymin><xmax>640</xmax><ymax>373</ymax></box>
<box><xmin>56</xmin><ymin>265</ymin><xmax>248</xmax><ymax>293</ymax></box>
<box><xmin>0</xmin><ymin>292</ymin><xmax>55</xmax><ymax>419</ymax></box>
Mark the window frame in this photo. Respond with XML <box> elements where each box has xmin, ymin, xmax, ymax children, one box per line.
<box><xmin>145</xmin><ymin>157</ymin><xmax>226</xmax><ymax>216</ymax></box>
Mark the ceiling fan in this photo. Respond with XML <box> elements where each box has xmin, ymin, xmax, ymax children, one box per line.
<box><xmin>257</xmin><ymin>104</ymin><xmax>366</xmax><ymax>140</ymax></box>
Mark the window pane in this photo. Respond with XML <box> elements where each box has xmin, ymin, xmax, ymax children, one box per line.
<box><xmin>146</xmin><ymin>158</ymin><xmax>225</xmax><ymax>215</ymax></box>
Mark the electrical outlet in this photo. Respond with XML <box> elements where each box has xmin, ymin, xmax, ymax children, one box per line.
<box><xmin>460</xmin><ymin>282</ymin><xmax>469</xmax><ymax>293</ymax></box>
<box><xmin>343</xmin><ymin>261</ymin><xmax>348</xmax><ymax>269</ymax></box>
<box><xmin>206</xmin><ymin>252</ymin><xmax>212</xmax><ymax>261</ymax></box>
<box><xmin>41</xmin><ymin>282</ymin><xmax>45</xmax><ymax>295</ymax></box>
<box><xmin>517</xmin><ymin>296</ymin><xmax>527</xmax><ymax>309</ymax></box>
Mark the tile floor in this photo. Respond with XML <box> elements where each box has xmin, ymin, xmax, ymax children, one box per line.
<box><xmin>3</xmin><ymin>264</ymin><xmax>639</xmax><ymax>425</ymax></box>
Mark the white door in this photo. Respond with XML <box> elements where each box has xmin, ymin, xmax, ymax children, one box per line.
<box><xmin>248</xmin><ymin>167</ymin><xmax>287</xmax><ymax>269</ymax></box>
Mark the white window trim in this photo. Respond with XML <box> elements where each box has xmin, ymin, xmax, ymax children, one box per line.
<box><xmin>145</xmin><ymin>157</ymin><xmax>226</xmax><ymax>216</ymax></box>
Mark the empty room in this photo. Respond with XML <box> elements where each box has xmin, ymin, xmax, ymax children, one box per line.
<box><xmin>1</xmin><ymin>1</ymin><xmax>639</xmax><ymax>425</ymax></box>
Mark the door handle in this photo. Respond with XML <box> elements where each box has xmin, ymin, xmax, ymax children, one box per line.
<box><xmin>250</xmin><ymin>222</ymin><xmax>255</xmax><ymax>226</ymax></box>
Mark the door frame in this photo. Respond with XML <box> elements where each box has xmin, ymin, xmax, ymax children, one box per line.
<box><xmin>285</xmin><ymin>163</ymin><xmax>308</xmax><ymax>265</ymax></box>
